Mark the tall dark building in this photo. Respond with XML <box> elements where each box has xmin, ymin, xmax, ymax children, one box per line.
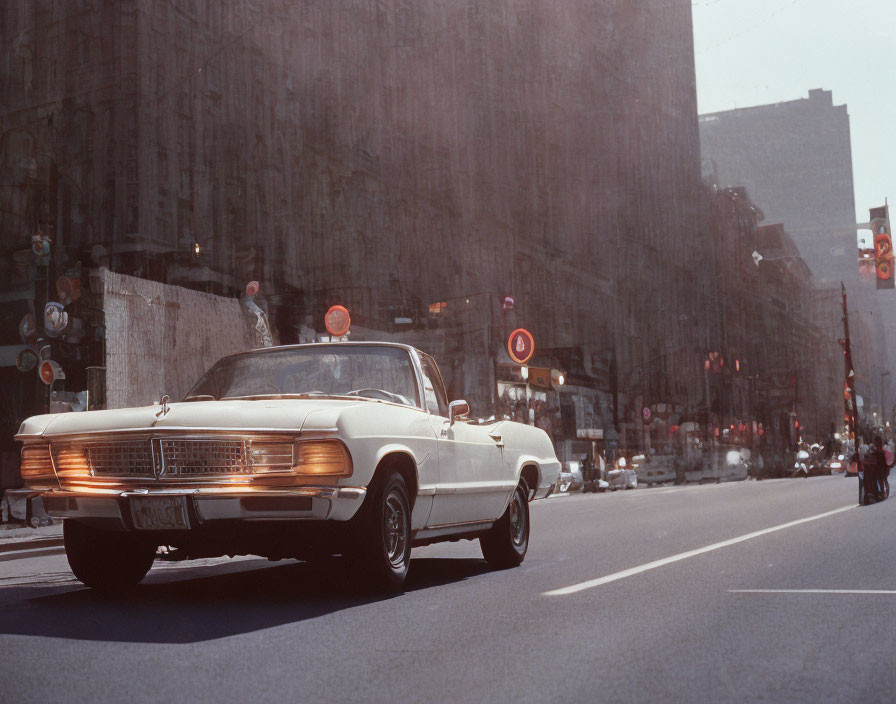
<box><xmin>2</xmin><ymin>1</ymin><xmax>707</xmax><ymax>461</ymax></box>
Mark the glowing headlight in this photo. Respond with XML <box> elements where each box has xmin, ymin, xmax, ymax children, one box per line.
<box><xmin>249</xmin><ymin>441</ymin><xmax>295</xmax><ymax>473</ymax></box>
<box><xmin>52</xmin><ymin>447</ymin><xmax>91</xmax><ymax>478</ymax></box>
<box><xmin>20</xmin><ymin>444</ymin><xmax>58</xmax><ymax>489</ymax></box>
<box><xmin>292</xmin><ymin>441</ymin><xmax>352</xmax><ymax>477</ymax></box>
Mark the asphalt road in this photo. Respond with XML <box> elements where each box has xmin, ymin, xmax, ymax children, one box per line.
<box><xmin>1</xmin><ymin>475</ymin><xmax>894</xmax><ymax>703</ymax></box>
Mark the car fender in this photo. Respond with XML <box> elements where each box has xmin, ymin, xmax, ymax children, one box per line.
<box><xmin>512</xmin><ymin>453</ymin><xmax>561</xmax><ymax>503</ymax></box>
<box><xmin>372</xmin><ymin>443</ymin><xmax>427</xmax><ymax>491</ymax></box>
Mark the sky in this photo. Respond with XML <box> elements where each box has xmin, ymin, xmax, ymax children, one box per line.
<box><xmin>691</xmin><ymin>0</ymin><xmax>896</xmax><ymax>232</ymax></box>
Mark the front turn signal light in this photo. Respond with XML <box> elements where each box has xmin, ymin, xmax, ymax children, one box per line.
<box><xmin>292</xmin><ymin>441</ymin><xmax>352</xmax><ymax>477</ymax></box>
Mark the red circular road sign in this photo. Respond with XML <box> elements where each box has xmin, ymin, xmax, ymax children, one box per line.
<box><xmin>39</xmin><ymin>359</ymin><xmax>65</xmax><ymax>386</ymax></box>
<box><xmin>507</xmin><ymin>328</ymin><xmax>534</xmax><ymax>365</ymax></box>
<box><xmin>325</xmin><ymin>305</ymin><xmax>351</xmax><ymax>337</ymax></box>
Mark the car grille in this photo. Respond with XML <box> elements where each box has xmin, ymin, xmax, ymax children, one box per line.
<box><xmin>68</xmin><ymin>438</ymin><xmax>255</xmax><ymax>478</ymax></box>
<box><xmin>87</xmin><ymin>441</ymin><xmax>155</xmax><ymax>477</ymax></box>
<box><xmin>160</xmin><ymin>439</ymin><xmax>247</xmax><ymax>476</ymax></box>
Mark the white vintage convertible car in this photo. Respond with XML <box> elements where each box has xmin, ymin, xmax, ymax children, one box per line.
<box><xmin>14</xmin><ymin>342</ymin><xmax>560</xmax><ymax>592</ymax></box>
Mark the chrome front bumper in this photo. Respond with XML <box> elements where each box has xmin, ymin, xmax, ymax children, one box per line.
<box><xmin>5</xmin><ymin>485</ymin><xmax>367</xmax><ymax>528</ymax></box>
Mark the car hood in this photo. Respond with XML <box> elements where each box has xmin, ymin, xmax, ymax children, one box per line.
<box><xmin>18</xmin><ymin>399</ymin><xmax>369</xmax><ymax>438</ymax></box>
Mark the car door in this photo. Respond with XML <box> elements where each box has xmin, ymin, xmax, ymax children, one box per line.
<box><xmin>428</xmin><ymin>418</ymin><xmax>510</xmax><ymax>525</ymax></box>
<box><xmin>417</xmin><ymin>353</ymin><xmax>511</xmax><ymax>526</ymax></box>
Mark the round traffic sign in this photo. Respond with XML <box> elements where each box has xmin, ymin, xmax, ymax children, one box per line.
<box><xmin>507</xmin><ymin>328</ymin><xmax>534</xmax><ymax>365</ymax></box>
<box><xmin>325</xmin><ymin>305</ymin><xmax>351</xmax><ymax>337</ymax></box>
<box><xmin>43</xmin><ymin>302</ymin><xmax>69</xmax><ymax>337</ymax></box>
<box><xmin>39</xmin><ymin>359</ymin><xmax>65</xmax><ymax>385</ymax></box>
<box><xmin>16</xmin><ymin>348</ymin><xmax>37</xmax><ymax>373</ymax></box>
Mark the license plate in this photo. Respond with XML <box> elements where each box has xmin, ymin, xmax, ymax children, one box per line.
<box><xmin>131</xmin><ymin>495</ymin><xmax>191</xmax><ymax>530</ymax></box>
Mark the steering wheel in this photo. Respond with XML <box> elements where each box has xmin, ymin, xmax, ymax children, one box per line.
<box><xmin>346</xmin><ymin>388</ymin><xmax>400</xmax><ymax>402</ymax></box>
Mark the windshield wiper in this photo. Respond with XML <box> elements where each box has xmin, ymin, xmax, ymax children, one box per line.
<box><xmin>183</xmin><ymin>394</ymin><xmax>216</xmax><ymax>402</ymax></box>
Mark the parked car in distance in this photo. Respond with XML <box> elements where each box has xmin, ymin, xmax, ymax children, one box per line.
<box><xmin>826</xmin><ymin>453</ymin><xmax>846</xmax><ymax>473</ymax></box>
<box><xmin>13</xmin><ymin>342</ymin><xmax>561</xmax><ymax>593</ymax></box>
<box><xmin>557</xmin><ymin>460</ymin><xmax>584</xmax><ymax>493</ymax></box>
<box><xmin>607</xmin><ymin>456</ymin><xmax>638</xmax><ymax>490</ymax></box>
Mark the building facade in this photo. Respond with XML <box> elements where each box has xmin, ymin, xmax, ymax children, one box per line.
<box><xmin>2</xmin><ymin>1</ymin><xmax>712</xmax><ymax>465</ymax></box>
<box><xmin>699</xmin><ymin>89</ymin><xmax>889</xmax><ymax>421</ymax></box>
<box><xmin>699</xmin><ymin>89</ymin><xmax>857</xmax><ymax>285</ymax></box>
<box><xmin>4</xmin><ymin>1</ymin><xmax>849</xmax><ymax>480</ymax></box>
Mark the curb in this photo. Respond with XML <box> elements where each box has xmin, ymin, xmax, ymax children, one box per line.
<box><xmin>0</xmin><ymin>536</ymin><xmax>65</xmax><ymax>554</ymax></box>
<box><xmin>0</xmin><ymin>522</ymin><xmax>65</xmax><ymax>553</ymax></box>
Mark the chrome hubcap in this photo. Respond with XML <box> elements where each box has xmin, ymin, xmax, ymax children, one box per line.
<box><xmin>509</xmin><ymin>491</ymin><xmax>526</xmax><ymax>547</ymax></box>
<box><xmin>383</xmin><ymin>491</ymin><xmax>408</xmax><ymax>568</ymax></box>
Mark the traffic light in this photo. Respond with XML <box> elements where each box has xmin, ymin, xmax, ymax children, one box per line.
<box><xmin>871</xmin><ymin>205</ymin><xmax>894</xmax><ymax>290</ymax></box>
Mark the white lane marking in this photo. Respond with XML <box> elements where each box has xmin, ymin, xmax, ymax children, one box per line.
<box><xmin>543</xmin><ymin>504</ymin><xmax>856</xmax><ymax>596</ymax></box>
<box><xmin>729</xmin><ymin>589</ymin><xmax>896</xmax><ymax>595</ymax></box>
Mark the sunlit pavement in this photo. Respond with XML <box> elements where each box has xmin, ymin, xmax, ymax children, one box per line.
<box><xmin>1</xmin><ymin>475</ymin><xmax>893</xmax><ymax>703</ymax></box>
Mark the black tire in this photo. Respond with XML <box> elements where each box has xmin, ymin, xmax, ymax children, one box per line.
<box><xmin>64</xmin><ymin>520</ymin><xmax>157</xmax><ymax>592</ymax></box>
<box><xmin>352</xmin><ymin>471</ymin><xmax>411</xmax><ymax>592</ymax></box>
<box><xmin>480</xmin><ymin>482</ymin><xmax>529</xmax><ymax>569</ymax></box>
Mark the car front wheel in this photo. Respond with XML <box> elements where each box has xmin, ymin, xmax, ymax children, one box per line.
<box><xmin>480</xmin><ymin>482</ymin><xmax>529</xmax><ymax>568</ymax></box>
<box><xmin>353</xmin><ymin>471</ymin><xmax>411</xmax><ymax>592</ymax></box>
<box><xmin>64</xmin><ymin>520</ymin><xmax>157</xmax><ymax>592</ymax></box>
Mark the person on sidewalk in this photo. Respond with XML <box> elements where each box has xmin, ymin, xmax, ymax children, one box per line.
<box><xmin>880</xmin><ymin>436</ymin><xmax>895</xmax><ymax>499</ymax></box>
<box><xmin>865</xmin><ymin>436</ymin><xmax>891</xmax><ymax>503</ymax></box>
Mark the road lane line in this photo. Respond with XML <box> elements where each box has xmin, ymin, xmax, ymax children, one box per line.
<box><xmin>543</xmin><ymin>504</ymin><xmax>856</xmax><ymax>596</ymax></box>
<box><xmin>729</xmin><ymin>589</ymin><xmax>896</xmax><ymax>595</ymax></box>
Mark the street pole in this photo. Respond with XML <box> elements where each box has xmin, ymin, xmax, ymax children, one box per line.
<box><xmin>882</xmin><ymin>370</ymin><xmax>890</xmax><ymax>432</ymax></box>
<box><xmin>521</xmin><ymin>365</ymin><xmax>531</xmax><ymax>425</ymax></box>
<box><xmin>841</xmin><ymin>283</ymin><xmax>862</xmax><ymax>503</ymax></box>
<box><xmin>704</xmin><ymin>361</ymin><xmax>712</xmax><ymax>444</ymax></box>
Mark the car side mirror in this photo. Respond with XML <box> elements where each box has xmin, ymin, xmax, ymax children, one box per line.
<box><xmin>449</xmin><ymin>400</ymin><xmax>470</xmax><ymax>425</ymax></box>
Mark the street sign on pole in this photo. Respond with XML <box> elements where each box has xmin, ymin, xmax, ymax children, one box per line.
<box><xmin>507</xmin><ymin>328</ymin><xmax>534</xmax><ymax>365</ymax></box>
<box><xmin>325</xmin><ymin>305</ymin><xmax>351</xmax><ymax>337</ymax></box>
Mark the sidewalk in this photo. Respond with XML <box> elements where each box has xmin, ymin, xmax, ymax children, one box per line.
<box><xmin>0</xmin><ymin>521</ymin><xmax>64</xmax><ymax>553</ymax></box>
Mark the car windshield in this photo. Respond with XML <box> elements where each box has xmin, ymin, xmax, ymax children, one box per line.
<box><xmin>184</xmin><ymin>345</ymin><xmax>419</xmax><ymax>407</ymax></box>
